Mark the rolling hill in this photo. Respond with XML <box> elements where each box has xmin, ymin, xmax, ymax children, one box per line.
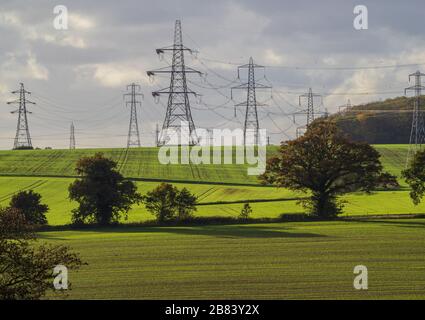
<box><xmin>331</xmin><ymin>96</ymin><xmax>425</xmax><ymax>144</ymax></box>
<box><xmin>0</xmin><ymin>144</ymin><xmax>409</xmax><ymax>184</ymax></box>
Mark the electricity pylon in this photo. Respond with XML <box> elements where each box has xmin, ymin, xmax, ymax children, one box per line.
<box><xmin>124</xmin><ymin>83</ymin><xmax>143</xmax><ymax>148</ymax></box>
<box><xmin>155</xmin><ymin>123</ymin><xmax>160</xmax><ymax>147</ymax></box>
<box><xmin>7</xmin><ymin>83</ymin><xmax>34</xmax><ymax>150</ymax></box>
<box><xmin>293</xmin><ymin>88</ymin><xmax>323</xmax><ymax>137</ymax></box>
<box><xmin>231</xmin><ymin>57</ymin><xmax>271</xmax><ymax>145</ymax></box>
<box><xmin>147</xmin><ymin>20</ymin><xmax>201</xmax><ymax>146</ymax></box>
<box><xmin>69</xmin><ymin>122</ymin><xmax>76</xmax><ymax>149</ymax></box>
<box><xmin>339</xmin><ymin>99</ymin><xmax>352</xmax><ymax>113</ymax></box>
<box><xmin>405</xmin><ymin>70</ymin><xmax>425</xmax><ymax>166</ymax></box>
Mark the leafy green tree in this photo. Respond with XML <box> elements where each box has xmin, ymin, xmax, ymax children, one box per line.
<box><xmin>68</xmin><ymin>153</ymin><xmax>142</xmax><ymax>225</ymax></box>
<box><xmin>175</xmin><ymin>188</ymin><xmax>197</xmax><ymax>220</ymax></box>
<box><xmin>0</xmin><ymin>208</ymin><xmax>83</xmax><ymax>300</ymax></box>
<box><xmin>9</xmin><ymin>190</ymin><xmax>48</xmax><ymax>225</ymax></box>
<box><xmin>143</xmin><ymin>183</ymin><xmax>178</xmax><ymax>222</ymax></box>
<box><xmin>239</xmin><ymin>203</ymin><xmax>252</xmax><ymax>220</ymax></box>
<box><xmin>143</xmin><ymin>183</ymin><xmax>197</xmax><ymax>222</ymax></box>
<box><xmin>403</xmin><ymin>149</ymin><xmax>425</xmax><ymax>205</ymax></box>
<box><xmin>261</xmin><ymin>120</ymin><xmax>388</xmax><ymax>218</ymax></box>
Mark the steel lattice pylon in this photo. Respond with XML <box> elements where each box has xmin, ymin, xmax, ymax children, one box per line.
<box><xmin>231</xmin><ymin>57</ymin><xmax>271</xmax><ymax>145</ymax></box>
<box><xmin>293</xmin><ymin>88</ymin><xmax>322</xmax><ymax>138</ymax></box>
<box><xmin>147</xmin><ymin>20</ymin><xmax>201</xmax><ymax>146</ymax></box>
<box><xmin>7</xmin><ymin>83</ymin><xmax>34</xmax><ymax>150</ymax></box>
<box><xmin>406</xmin><ymin>70</ymin><xmax>425</xmax><ymax>166</ymax></box>
<box><xmin>124</xmin><ymin>83</ymin><xmax>143</xmax><ymax>148</ymax></box>
<box><xmin>70</xmin><ymin>122</ymin><xmax>76</xmax><ymax>149</ymax></box>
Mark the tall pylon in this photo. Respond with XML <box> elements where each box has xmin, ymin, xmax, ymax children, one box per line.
<box><xmin>69</xmin><ymin>122</ymin><xmax>76</xmax><ymax>150</ymax></box>
<box><xmin>147</xmin><ymin>20</ymin><xmax>201</xmax><ymax>146</ymax></box>
<box><xmin>299</xmin><ymin>88</ymin><xmax>322</xmax><ymax>126</ymax></box>
<box><xmin>155</xmin><ymin>123</ymin><xmax>160</xmax><ymax>147</ymax></box>
<box><xmin>231</xmin><ymin>57</ymin><xmax>271</xmax><ymax>145</ymax></box>
<box><xmin>294</xmin><ymin>88</ymin><xmax>322</xmax><ymax>137</ymax></box>
<box><xmin>7</xmin><ymin>83</ymin><xmax>34</xmax><ymax>150</ymax></box>
<box><xmin>124</xmin><ymin>83</ymin><xmax>143</xmax><ymax>148</ymax></box>
<box><xmin>405</xmin><ymin>70</ymin><xmax>425</xmax><ymax>166</ymax></box>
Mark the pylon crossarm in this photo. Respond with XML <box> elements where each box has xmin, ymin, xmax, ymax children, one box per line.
<box><xmin>156</xmin><ymin>46</ymin><xmax>196</xmax><ymax>53</ymax></box>
<box><xmin>238</xmin><ymin>63</ymin><xmax>265</xmax><ymax>69</ymax></box>
<box><xmin>152</xmin><ymin>88</ymin><xmax>198</xmax><ymax>95</ymax></box>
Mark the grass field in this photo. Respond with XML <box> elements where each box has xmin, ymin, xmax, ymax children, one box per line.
<box><xmin>1</xmin><ymin>144</ymin><xmax>423</xmax><ymax>300</ymax></box>
<box><xmin>0</xmin><ymin>144</ymin><xmax>422</xmax><ymax>225</ymax></box>
<box><xmin>41</xmin><ymin>219</ymin><xmax>425</xmax><ymax>299</ymax></box>
<box><xmin>1</xmin><ymin>176</ymin><xmax>424</xmax><ymax>225</ymax></box>
<box><xmin>0</xmin><ymin>144</ymin><xmax>408</xmax><ymax>184</ymax></box>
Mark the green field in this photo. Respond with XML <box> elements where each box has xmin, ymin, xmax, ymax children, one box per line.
<box><xmin>1</xmin><ymin>144</ymin><xmax>424</xmax><ymax>300</ymax></box>
<box><xmin>0</xmin><ymin>144</ymin><xmax>423</xmax><ymax>225</ymax></box>
<box><xmin>0</xmin><ymin>144</ymin><xmax>408</xmax><ymax>184</ymax></box>
<box><xmin>41</xmin><ymin>219</ymin><xmax>425</xmax><ymax>299</ymax></box>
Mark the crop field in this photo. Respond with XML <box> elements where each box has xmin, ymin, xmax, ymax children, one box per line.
<box><xmin>0</xmin><ymin>176</ymin><xmax>424</xmax><ymax>225</ymax></box>
<box><xmin>0</xmin><ymin>144</ymin><xmax>423</xmax><ymax>225</ymax></box>
<box><xmin>1</xmin><ymin>144</ymin><xmax>424</xmax><ymax>300</ymax></box>
<box><xmin>41</xmin><ymin>219</ymin><xmax>425</xmax><ymax>299</ymax></box>
<box><xmin>0</xmin><ymin>144</ymin><xmax>408</xmax><ymax>184</ymax></box>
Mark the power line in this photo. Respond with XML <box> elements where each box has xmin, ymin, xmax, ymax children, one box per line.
<box><xmin>197</xmin><ymin>56</ymin><xmax>425</xmax><ymax>71</ymax></box>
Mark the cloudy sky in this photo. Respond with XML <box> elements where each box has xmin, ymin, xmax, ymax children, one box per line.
<box><xmin>0</xmin><ymin>0</ymin><xmax>424</xmax><ymax>149</ymax></box>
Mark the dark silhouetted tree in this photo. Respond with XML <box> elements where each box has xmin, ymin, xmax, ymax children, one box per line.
<box><xmin>403</xmin><ymin>149</ymin><xmax>425</xmax><ymax>205</ymax></box>
<box><xmin>0</xmin><ymin>208</ymin><xmax>83</xmax><ymax>300</ymax></box>
<box><xmin>239</xmin><ymin>203</ymin><xmax>252</xmax><ymax>220</ymax></box>
<box><xmin>68</xmin><ymin>153</ymin><xmax>142</xmax><ymax>225</ymax></box>
<box><xmin>9</xmin><ymin>190</ymin><xmax>48</xmax><ymax>225</ymax></box>
<box><xmin>143</xmin><ymin>183</ymin><xmax>197</xmax><ymax>222</ymax></box>
<box><xmin>261</xmin><ymin>120</ymin><xmax>388</xmax><ymax>218</ymax></box>
<box><xmin>175</xmin><ymin>188</ymin><xmax>197</xmax><ymax>220</ymax></box>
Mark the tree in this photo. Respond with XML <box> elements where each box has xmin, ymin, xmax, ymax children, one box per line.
<box><xmin>143</xmin><ymin>183</ymin><xmax>197</xmax><ymax>222</ymax></box>
<box><xmin>239</xmin><ymin>203</ymin><xmax>252</xmax><ymax>220</ymax></box>
<box><xmin>9</xmin><ymin>190</ymin><xmax>49</xmax><ymax>225</ymax></box>
<box><xmin>175</xmin><ymin>188</ymin><xmax>197</xmax><ymax>220</ymax></box>
<box><xmin>0</xmin><ymin>207</ymin><xmax>83</xmax><ymax>300</ymax></box>
<box><xmin>261</xmin><ymin>120</ymin><xmax>387</xmax><ymax>218</ymax></box>
<box><xmin>68</xmin><ymin>153</ymin><xmax>142</xmax><ymax>225</ymax></box>
<box><xmin>375</xmin><ymin>172</ymin><xmax>399</xmax><ymax>190</ymax></box>
<box><xmin>402</xmin><ymin>149</ymin><xmax>425</xmax><ymax>205</ymax></box>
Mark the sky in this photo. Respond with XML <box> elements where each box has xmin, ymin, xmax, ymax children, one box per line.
<box><xmin>0</xmin><ymin>0</ymin><xmax>424</xmax><ymax>149</ymax></box>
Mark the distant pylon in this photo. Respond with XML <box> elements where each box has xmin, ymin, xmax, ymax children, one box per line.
<box><xmin>69</xmin><ymin>122</ymin><xmax>76</xmax><ymax>150</ymax></box>
<box><xmin>339</xmin><ymin>99</ymin><xmax>351</xmax><ymax>113</ymax></box>
<box><xmin>294</xmin><ymin>88</ymin><xmax>322</xmax><ymax>137</ymax></box>
<box><xmin>124</xmin><ymin>83</ymin><xmax>143</xmax><ymax>148</ymax></box>
<box><xmin>147</xmin><ymin>20</ymin><xmax>201</xmax><ymax>146</ymax></box>
<box><xmin>155</xmin><ymin>123</ymin><xmax>160</xmax><ymax>147</ymax></box>
<box><xmin>299</xmin><ymin>88</ymin><xmax>322</xmax><ymax>126</ymax></box>
<box><xmin>405</xmin><ymin>70</ymin><xmax>425</xmax><ymax>166</ymax></box>
<box><xmin>231</xmin><ymin>57</ymin><xmax>271</xmax><ymax>145</ymax></box>
<box><xmin>7</xmin><ymin>83</ymin><xmax>34</xmax><ymax>150</ymax></box>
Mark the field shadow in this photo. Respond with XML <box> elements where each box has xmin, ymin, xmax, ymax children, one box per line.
<box><xmin>348</xmin><ymin>218</ymin><xmax>425</xmax><ymax>229</ymax></box>
<box><xmin>141</xmin><ymin>225</ymin><xmax>326</xmax><ymax>239</ymax></box>
<box><xmin>39</xmin><ymin>225</ymin><xmax>326</xmax><ymax>239</ymax></box>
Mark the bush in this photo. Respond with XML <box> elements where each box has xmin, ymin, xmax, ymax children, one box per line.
<box><xmin>143</xmin><ymin>183</ymin><xmax>197</xmax><ymax>222</ymax></box>
<box><xmin>9</xmin><ymin>190</ymin><xmax>48</xmax><ymax>225</ymax></box>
